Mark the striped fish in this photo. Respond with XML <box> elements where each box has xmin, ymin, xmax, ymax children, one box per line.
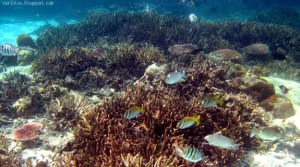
<box><xmin>174</xmin><ymin>144</ymin><xmax>203</xmax><ymax>163</ymax></box>
<box><xmin>124</xmin><ymin>106</ymin><xmax>144</xmax><ymax>120</ymax></box>
<box><xmin>176</xmin><ymin>115</ymin><xmax>200</xmax><ymax>129</ymax></box>
<box><xmin>0</xmin><ymin>44</ymin><xmax>18</xmax><ymax>56</ymax></box>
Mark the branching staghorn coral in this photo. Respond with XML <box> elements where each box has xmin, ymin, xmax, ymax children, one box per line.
<box><xmin>69</xmin><ymin>76</ymin><xmax>266</xmax><ymax>166</ymax></box>
<box><xmin>46</xmin><ymin>91</ymin><xmax>91</xmax><ymax>131</ymax></box>
<box><xmin>0</xmin><ymin>134</ymin><xmax>22</xmax><ymax>167</ymax></box>
<box><xmin>37</xmin><ymin>12</ymin><xmax>300</xmax><ymax>63</ymax></box>
<box><xmin>0</xmin><ymin>71</ymin><xmax>31</xmax><ymax>116</ymax></box>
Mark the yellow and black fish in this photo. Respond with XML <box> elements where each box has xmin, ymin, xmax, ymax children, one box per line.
<box><xmin>202</xmin><ymin>96</ymin><xmax>224</xmax><ymax>108</ymax></box>
<box><xmin>176</xmin><ymin>115</ymin><xmax>200</xmax><ymax>129</ymax></box>
<box><xmin>124</xmin><ymin>106</ymin><xmax>144</xmax><ymax>120</ymax></box>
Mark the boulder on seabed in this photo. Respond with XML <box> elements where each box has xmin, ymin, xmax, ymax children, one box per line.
<box><xmin>260</xmin><ymin>94</ymin><xmax>295</xmax><ymax>119</ymax></box>
<box><xmin>239</xmin><ymin>75</ymin><xmax>275</xmax><ymax>102</ymax></box>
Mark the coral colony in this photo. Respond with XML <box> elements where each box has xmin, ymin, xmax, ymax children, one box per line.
<box><xmin>0</xmin><ymin>12</ymin><xmax>300</xmax><ymax>166</ymax></box>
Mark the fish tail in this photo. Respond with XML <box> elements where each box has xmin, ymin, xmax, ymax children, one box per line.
<box><xmin>232</xmin><ymin>144</ymin><xmax>240</xmax><ymax>151</ymax></box>
<box><xmin>194</xmin><ymin>115</ymin><xmax>200</xmax><ymax>125</ymax></box>
<box><xmin>250</xmin><ymin>126</ymin><xmax>257</xmax><ymax>138</ymax></box>
<box><xmin>217</xmin><ymin>97</ymin><xmax>224</xmax><ymax>106</ymax></box>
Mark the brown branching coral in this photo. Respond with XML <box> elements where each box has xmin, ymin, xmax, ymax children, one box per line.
<box><xmin>102</xmin><ymin>43</ymin><xmax>166</xmax><ymax>77</ymax></box>
<box><xmin>37</xmin><ymin>12</ymin><xmax>300</xmax><ymax>63</ymax></box>
<box><xmin>0</xmin><ymin>71</ymin><xmax>31</xmax><ymax>116</ymax></box>
<box><xmin>46</xmin><ymin>91</ymin><xmax>91</xmax><ymax>131</ymax></box>
<box><xmin>0</xmin><ymin>134</ymin><xmax>22</xmax><ymax>167</ymax></box>
<box><xmin>32</xmin><ymin>47</ymin><xmax>98</xmax><ymax>78</ymax></box>
<box><xmin>70</xmin><ymin>75</ymin><xmax>265</xmax><ymax>167</ymax></box>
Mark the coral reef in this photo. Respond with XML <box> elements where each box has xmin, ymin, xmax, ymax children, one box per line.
<box><xmin>242</xmin><ymin>43</ymin><xmax>270</xmax><ymax>61</ymax></box>
<box><xmin>67</xmin><ymin>59</ymin><xmax>268</xmax><ymax>166</ymax></box>
<box><xmin>16</xmin><ymin>33</ymin><xmax>36</xmax><ymax>48</ymax></box>
<box><xmin>208</xmin><ymin>49</ymin><xmax>242</xmax><ymax>61</ymax></box>
<box><xmin>0</xmin><ymin>134</ymin><xmax>22</xmax><ymax>167</ymax></box>
<box><xmin>33</xmin><ymin>43</ymin><xmax>165</xmax><ymax>91</ymax></box>
<box><xmin>46</xmin><ymin>91</ymin><xmax>91</xmax><ymax>131</ymax></box>
<box><xmin>36</xmin><ymin>12</ymin><xmax>300</xmax><ymax>63</ymax></box>
<box><xmin>13</xmin><ymin>122</ymin><xmax>43</xmax><ymax>141</ymax></box>
<box><xmin>0</xmin><ymin>71</ymin><xmax>31</xmax><ymax>116</ymax></box>
<box><xmin>32</xmin><ymin>47</ymin><xmax>98</xmax><ymax>78</ymax></box>
<box><xmin>17</xmin><ymin>49</ymin><xmax>37</xmax><ymax>65</ymax></box>
<box><xmin>168</xmin><ymin>44</ymin><xmax>200</xmax><ymax>56</ymax></box>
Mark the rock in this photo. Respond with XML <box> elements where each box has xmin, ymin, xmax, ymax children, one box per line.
<box><xmin>242</xmin><ymin>43</ymin><xmax>270</xmax><ymax>61</ymax></box>
<box><xmin>168</xmin><ymin>44</ymin><xmax>200</xmax><ymax>56</ymax></box>
<box><xmin>242</xmin><ymin>43</ymin><xmax>270</xmax><ymax>55</ymax></box>
<box><xmin>239</xmin><ymin>75</ymin><xmax>275</xmax><ymax>102</ymax></box>
<box><xmin>16</xmin><ymin>33</ymin><xmax>36</xmax><ymax>48</ymax></box>
<box><xmin>208</xmin><ymin>49</ymin><xmax>242</xmax><ymax>61</ymax></box>
<box><xmin>17</xmin><ymin>49</ymin><xmax>37</xmax><ymax>65</ymax></box>
<box><xmin>260</xmin><ymin>94</ymin><xmax>295</xmax><ymax>119</ymax></box>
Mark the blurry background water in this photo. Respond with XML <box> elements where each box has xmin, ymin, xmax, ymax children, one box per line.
<box><xmin>0</xmin><ymin>0</ymin><xmax>300</xmax><ymax>24</ymax></box>
<box><xmin>1</xmin><ymin>0</ymin><xmax>300</xmax><ymax>44</ymax></box>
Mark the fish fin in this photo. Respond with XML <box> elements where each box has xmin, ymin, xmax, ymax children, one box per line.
<box><xmin>250</xmin><ymin>126</ymin><xmax>257</xmax><ymax>138</ymax></box>
<box><xmin>194</xmin><ymin>115</ymin><xmax>200</xmax><ymax>125</ymax></box>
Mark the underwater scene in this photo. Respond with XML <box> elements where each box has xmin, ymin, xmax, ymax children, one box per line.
<box><xmin>1</xmin><ymin>0</ymin><xmax>300</xmax><ymax>166</ymax></box>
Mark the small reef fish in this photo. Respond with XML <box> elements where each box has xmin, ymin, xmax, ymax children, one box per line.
<box><xmin>279</xmin><ymin>85</ymin><xmax>289</xmax><ymax>94</ymax></box>
<box><xmin>250</xmin><ymin>126</ymin><xmax>282</xmax><ymax>141</ymax></box>
<box><xmin>165</xmin><ymin>70</ymin><xmax>186</xmax><ymax>85</ymax></box>
<box><xmin>202</xmin><ymin>96</ymin><xmax>224</xmax><ymax>108</ymax></box>
<box><xmin>204</xmin><ymin>133</ymin><xmax>239</xmax><ymax>150</ymax></box>
<box><xmin>124</xmin><ymin>106</ymin><xmax>144</xmax><ymax>120</ymax></box>
<box><xmin>176</xmin><ymin>115</ymin><xmax>200</xmax><ymax>129</ymax></box>
<box><xmin>0</xmin><ymin>44</ymin><xmax>18</xmax><ymax>56</ymax></box>
<box><xmin>174</xmin><ymin>144</ymin><xmax>203</xmax><ymax>163</ymax></box>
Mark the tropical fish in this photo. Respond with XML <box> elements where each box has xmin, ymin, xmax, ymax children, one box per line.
<box><xmin>279</xmin><ymin>85</ymin><xmax>288</xmax><ymax>94</ymax></box>
<box><xmin>124</xmin><ymin>106</ymin><xmax>144</xmax><ymax>120</ymax></box>
<box><xmin>250</xmin><ymin>126</ymin><xmax>282</xmax><ymax>141</ymax></box>
<box><xmin>165</xmin><ymin>70</ymin><xmax>186</xmax><ymax>84</ymax></box>
<box><xmin>0</xmin><ymin>44</ymin><xmax>18</xmax><ymax>56</ymax></box>
<box><xmin>174</xmin><ymin>144</ymin><xmax>203</xmax><ymax>163</ymax></box>
<box><xmin>204</xmin><ymin>133</ymin><xmax>239</xmax><ymax>150</ymax></box>
<box><xmin>202</xmin><ymin>96</ymin><xmax>224</xmax><ymax>108</ymax></box>
<box><xmin>176</xmin><ymin>115</ymin><xmax>200</xmax><ymax>129</ymax></box>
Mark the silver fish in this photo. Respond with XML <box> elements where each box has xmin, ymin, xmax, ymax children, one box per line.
<box><xmin>176</xmin><ymin>115</ymin><xmax>200</xmax><ymax>129</ymax></box>
<box><xmin>204</xmin><ymin>133</ymin><xmax>239</xmax><ymax>150</ymax></box>
<box><xmin>250</xmin><ymin>126</ymin><xmax>282</xmax><ymax>141</ymax></box>
<box><xmin>165</xmin><ymin>70</ymin><xmax>186</xmax><ymax>84</ymax></box>
<box><xmin>174</xmin><ymin>144</ymin><xmax>203</xmax><ymax>163</ymax></box>
<box><xmin>0</xmin><ymin>44</ymin><xmax>18</xmax><ymax>56</ymax></box>
<box><xmin>202</xmin><ymin>96</ymin><xmax>224</xmax><ymax>108</ymax></box>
